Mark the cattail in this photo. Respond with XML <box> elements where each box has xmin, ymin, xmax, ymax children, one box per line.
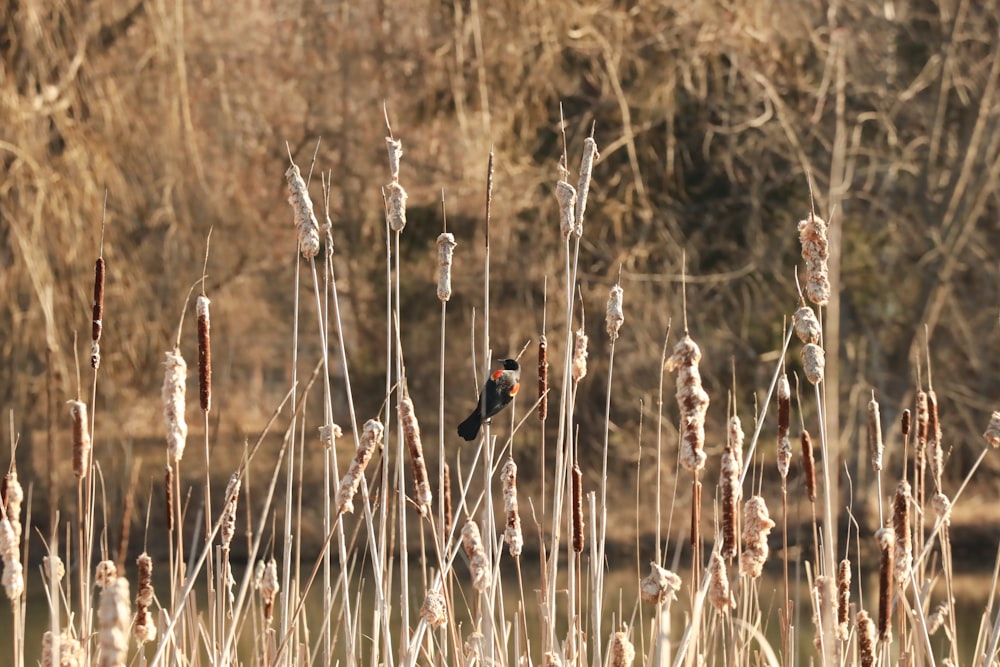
<box><xmin>984</xmin><ymin>411</ymin><xmax>1000</xmax><ymax>448</ymax></box>
<box><xmin>721</xmin><ymin>416</ymin><xmax>743</xmax><ymax>558</ymax></box>
<box><xmin>837</xmin><ymin>559</ymin><xmax>851</xmax><ymax>640</ymax></box>
<box><xmin>876</xmin><ymin>527</ymin><xmax>895</xmax><ymax>642</ymax></box>
<box><xmin>665</xmin><ymin>335</ymin><xmax>709</xmax><ymax>472</ymax></box>
<box><xmin>442</xmin><ymin>462</ymin><xmax>453</xmax><ymax>536</ymax></box>
<box><xmin>464</xmin><ymin>632</ymin><xmax>485</xmax><ymax>663</ymax></box>
<box><xmin>69</xmin><ymin>400</ymin><xmax>91</xmax><ymax>480</ymax></box>
<box><xmin>41</xmin><ymin>629</ymin><xmax>84</xmax><ymax>667</ymax></box>
<box><xmin>319</xmin><ymin>422</ymin><xmax>343</xmax><ymax>449</ymax></box>
<box><xmin>802</xmin><ymin>342</ymin><xmax>825</xmax><ymax>384</ymax></box>
<box><xmin>740</xmin><ymin>496</ymin><xmax>775</xmax><ymax>578</ymax></box>
<box><xmin>4</xmin><ymin>471</ymin><xmax>23</xmax><ymax>543</ymax></box>
<box><xmin>609</xmin><ymin>628</ymin><xmax>635</xmax><ymax>667</ymax></box>
<box><xmin>926</xmin><ymin>602</ymin><xmax>950</xmax><ymax>635</ymax></box>
<box><xmin>798</xmin><ymin>211</ymin><xmax>830</xmax><ymax>306</ymax></box>
<box><xmin>857</xmin><ymin>610</ymin><xmax>876</xmax><ymax>667</ymax></box>
<box><xmin>95</xmin><ymin>560</ymin><xmax>117</xmax><ymax>588</ymax></box>
<box><xmin>572</xmin><ymin>463</ymin><xmax>584</xmax><ymax>553</ymax></box>
<box><xmin>555</xmin><ymin>176</ymin><xmax>577</xmax><ymax>240</ymax></box>
<box><xmin>220</xmin><ymin>472</ymin><xmax>241</xmax><ymax>549</ymax></box>
<box><xmin>336</xmin><ymin>418</ymin><xmax>383</xmax><ymax>514</ymax></box>
<box><xmin>915</xmin><ymin>390</ymin><xmax>928</xmax><ymax>469</ymax></box>
<box><xmin>868</xmin><ymin>395</ymin><xmax>884</xmax><ymax>472</ymax></box>
<box><xmin>927</xmin><ymin>389</ymin><xmax>943</xmax><ymax>490</ymax></box>
<box><xmin>420</xmin><ymin>588</ymin><xmax>447</xmax><ymax>628</ymax></box>
<box><xmin>538</xmin><ymin>335</ymin><xmax>548</xmax><ymax>421</ymax></box>
<box><xmin>462</xmin><ymin>520</ymin><xmax>490</xmax><ymax>592</ymax></box>
<box><xmin>640</xmin><ymin>562</ymin><xmax>681</xmax><ymax>605</ymax></box>
<box><xmin>400</xmin><ymin>396</ymin><xmax>432</xmax><ymax>515</ymax></box>
<box><xmin>501</xmin><ymin>457</ymin><xmax>523</xmax><ymax>557</ymax></box>
<box><xmin>134</xmin><ymin>552</ymin><xmax>156</xmax><ymax>643</ymax></box>
<box><xmin>893</xmin><ymin>481</ymin><xmax>912</xmax><ymax>586</ymax></box>
<box><xmin>777</xmin><ymin>374</ymin><xmax>792</xmax><ymax>478</ymax></box>
<box><xmin>98</xmin><ymin>577</ymin><xmax>130</xmax><ymax>667</ymax></box>
<box><xmin>257</xmin><ymin>558</ymin><xmax>279</xmax><ymax>625</ymax></box>
<box><xmin>164</xmin><ymin>466</ymin><xmax>174</xmax><ymax>533</ymax></box>
<box><xmin>285</xmin><ymin>162</ymin><xmax>321</xmax><ymax>259</ymax></box>
<box><xmin>385</xmin><ymin>181</ymin><xmax>408</xmax><ymax>233</ymax></box>
<box><xmin>543</xmin><ymin>652</ymin><xmax>563</xmax><ymax>667</ymax></box>
<box><xmin>575</xmin><ymin>136</ymin><xmax>599</xmax><ymax>237</ymax></box>
<box><xmin>91</xmin><ymin>256</ymin><xmax>105</xmax><ymax>369</ymax></box>
<box><xmin>801</xmin><ymin>430</ymin><xmax>817</xmax><ymax>502</ymax></box>
<box><xmin>901</xmin><ymin>408</ymin><xmax>911</xmax><ymax>438</ymax></box>
<box><xmin>572</xmin><ymin>328</ymin><xmax>589</xmax><ymax>383</ymax></box>
<box><xmin>43</xmin><ymin>555</ymin><xmax>65</xmax><ymax>583</ymax></box>
<box><xmin>793</xmin><ymin>305</ymin><xmax>821</xmax><ymax>344</ymax></box>
<box><xmin>931</xmin><ymin>492</ymin><xmax>951</xmax><ymax>525</ymax></box>
<box><xmin>386</xmin><ymin>137</ymin><xmax>403</xmax><ymax>181</ymax></box>
<box><xmin>708</xmin><ymin>551</ymin><xmax>734</xmax><ymax>612</ymax></box>
<box><xmin>606</xmin><ymin>284</ymin><xmax>624</xmax><ymax>341</ymax></box>
<box><xmin>813</xmin><ymin>575</ymin><xmax>837</xmax><ymax>662</ymax></box>
<box><xmin>436</xmin><ymin>232</ymin><xmax>457</xmax><ymax>302</ymax></box>
<box><xmin>162</xmin><ymin>349</ymin><xmax>188</xmax><ymax>463</ymax></box>
<box><xmin>196</xmin><ymin>294</ymin><xmax>211</xmax><ymax>413</ymax></box>
<box><xmin>0</xmin><ymin>517</ymin><xmax>23</xmax><ymax>600</ymax></box>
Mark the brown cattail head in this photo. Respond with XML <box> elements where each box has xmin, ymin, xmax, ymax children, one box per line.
<box><xmin>420</xmin><ymin>588</ymin><xmax>447</xmax><ymax>628</ymax></box>
<box><xmin>640</xmin><ymin>562</ymin><xmax>681</xmax><ymax>605</ymax></box>
<box><xmin>837</xmin><ymin>559</ymin><xmax>851</xmax><ymax>640</ymax></box>
<box><xmin>802</xmin><ymin>343</ymin><xmax>825</xmax><ymax>385</ymax></box>
<box><xmin>95</xmin><ymin>559</ymin><xmax>118</xmax><ymax>589</ymax></box>
<box><xmin>42</xmin><ymin>630</ymin><xmax>85</xmax><ymax>667</ymax></box>
<box><xmin>801</xmin><ymin>430</ymin><xmax>817</xmax><ymax>502</ymax></box>
<box><xmin>256</xmin><ymin>558</ymin><xmax>279</xmax><ymax>625</ymax></box>
<box><xmin>876</xmin><ymin>527</ymin><xmax>895</xmax><ymax>642</ymax></box>
<box><xmin>609</xmin><ymin>628</ymin><xmax>635</xmax><ymax>667</ymax></box>
<box><xmin>335</xmin><ymin>418</ymin><xmax>383</xmax><ymax>515</ymax></box>
<box><xmin>915</xmin><ymin>390</ymin><xmax>929</xmax><ymax>461</ymax></box>
<box><xmin>399</xmin><ymin>396</ymin><xmax>432</xmax><ymax>515</ymax></box>
<box><xmin>868</xmin><ymin>396</ymin><xmax>884</xmax><ymax>472</ymax></box>
<box><xmin>665</xmin><ymin>335</ymin><xmax>710</xmax><ymax>472</ymax></box>
<box><xmin>162</xmin><ymin>349</ymin><xmax>188</xmax><ymax>464</ymax></box>
<box><xmin>220</xmin><ymin>472</ymin><xmax>241</xmax><ymax>549</ymax></box>
<box><xmin>436</xmin><ymin>233</ymin><xmax>457</xmax><ymax>302</ymax></box>
<box><xmin>98</xmin><ymin>576</ymin><xmax>130</xmax><ymax>667</ymax></box>
<box><xmin>442</xmin><ymin>462</ymin><xmax>453</xmax><ymax>536</ymax></box>
<box><xmin>857</xmin><ymin>610</ymin><xmax>876</xmax><ymax>667</ymax></box>
<box><xmin>901</xmin><ymin>408</ymin><xmax>911</xmax><ymax>438</ymax></box>
<box><xmin>501</xmin><ymin>458</ymin><xmax>523</xmax><ymax>557</ymax></box>
<box><xmin>0</xmin><ymin>517</ymin><xmax>23</xmax><ymax>600</ymax></box>
<box><xmin>92</xmin><ymin>257</ymin><xmax>105</xmax><ymax>343</ymax></box>
<box><xmin>708</xmin><ymin>551</ymin><xmax>735</xmax><ymax>612</ymax></box>
<box><xmin>793</xmin><ymin>305</ymin><xmax>822</xmax><ymax>344</ymax></box>
<box><xmin>386</xmin><ymin>137</ymin><xmax>403</xmax><ymax>181</ymax></box>
<box><xmin>798</xmin><ymin>211</ymin><xmax>830</xmax><ymax>306</ymax></box>
<box><xmin>285</xmin><ymin>162</ymin><xmax>321</xmax><ymax>259</ymax></box>
<box><xmin>538</xmin><ymin>335</ymin><xmax>548</xmax><ymax>421</ymax></box>
<box><xmin>3</xmin><ymin>472</ymin><xmax>24</xmax><ymax>544</ymax></box>
<box><xmin>575</xmin><ymin>137</ymin><xmax>599</xmax><ymax>237</ymax></box>
<box><xmin>931</xmin><ymin>492</ymin><xmax>951</xmax><ymax>525</ymax></box>
<box><xmin>165</xmin><ymin>466</ymin><xmax>175</xmax><ymax>533</ymax></box>
<box><xmin>134</xmin><ymin>552</ymin><xmax>156</xmax><ymax>643</ymax></box>
<box><xmin>720</xmin><ymin>416</ymin><xmax>743</xmax><ymax>559</ymax></box>
<box><xmin>893</xmin><ymin>481</ymin><xmax>912</xmax><ymax>586</ymax></box>
<box><xmin>461</xmin><ymin>520</ymin><xmax>490</xmax><ymax>592</ymax></box>
<box><xmin>385</xmin><ymin>181</ymin><xmax>408</xmax><ymax>233</ymax></box>
<box><xmin>555</xmin><ymin>177</ymin><xmax>577</xmax><ymax>240</ymax></box>
<box><xmin>196</xmin><ymin>295</ymin><xmax>211</xmax><ymax>413</ymax></box>
<box><xmin>740</xmin><ymin>496</ymin><xmax>775</xmax><ymax>578</ymax></box>
<box><xmin>69</xmin><ymin>400</ymin><xmax>91</xmax><ymax>480</ymax></box>
<box><xmin>984</xmin><ymin>411</ymin><xmax>1000</xmax><ymax>448</ymax></box>
<box><xmin>606</xmin><ymin>284</ymin><xmax>624</xmax><ymax>342</ymax></box>
<box><xmin>572</xmin><ymin>464</ymin><xmax>584</xmax><ymax>553</ymax></box>
<box><xmin>777</xmin><ymin>374</ymin><xmax>792</xmax><ymax>479</ymax></box>
<box><xmin>572</xmin><ymin>328</ymin><xmax>589</xmax><ymax>383</ymax></box>
<box><xmin>927</xmin><ymin>389</ymin><xmax>943</xmax><ymax>490</ymax></box>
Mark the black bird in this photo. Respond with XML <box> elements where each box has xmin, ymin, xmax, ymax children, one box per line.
<box><xmin>457</xmin><ymin>358</ymin><xmax>521</xmax><ymax>441</ymax></box>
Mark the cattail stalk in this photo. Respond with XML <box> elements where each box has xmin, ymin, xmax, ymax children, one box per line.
<box><xmin>876</xmin><ymin>527</ymin><xmax>895</xmax><ymax>642</ymax></box>
<box><xmin>813</xmin><ymin>575</ymin><xmax>837</xmax><ymax>663</ymax></box>
<box><xmin>400</xmin><ymin>396</ymin><xmax>432</xmax><ymax>515</ymax></box>
<box><xmin>798</xmin><ymin>211</ymin><xmax>831</xmax><ymax>306</ymax></box>
<box><xmin>70</xmin><ymin>400</ymin><xmax>91</xmax><ymax>480</ymax></box>
<box><xmin>501</xmin><ymin>458</ymin><xmax>523</xmax><ymax>557</ymax></box>
<box><xmin>335</xmin><ymin>419</ymin><xmax>383</xmax><ymax>514</ymax></box>
<box><xmin>91</xmin><ymin>257</ymin><xmax>105</xmax><ymax>368</ymax></box>
<box><xmin>740</xmin><ymin>496</ymin><xmax>775</xmax><ymax>578</ymax></box>
<box><xmin>197</xmin><ymin>295</ymin><xmax>211</xmax><ymax>413</ymax></box>
<box><xmin>461</xmin><ymin>520</ymin><xmax>490</xmax><ymax>592</ymax></box>
<box><xmin>162</xmin><ymin>349</ymin><xmax>188</xmax><ymax>464</ymax></box>
<box><xmin>801</xmin><ymin>430</ymin><xmax>817</xmax><ymax>502</ymax></box>
<box><xmin>134</xmin><ymin>552</ymin><xmax>156</xmax><ymax>643</ymax></box>
<box><xmin>442</xmin><ymin>462</ymin><xmax>453</xmax><ymax>536</ymax></box>
<box><xmin>572</xmin><ymin>464</ymin><xmax>584</xmax><ymax>554</ymax></box>
<box><xmin>927</xmin><ymin>389</ymin><xmax>943</xmax><ymax>491</ymax></box>
<box><xmin>665</xmin><ymin>335</ymin><xmax>709</xmax><ymax>472</ymax></box>
<box><xmin>436</xmin><ymin>233</ymin><xmax>456</xmax><ymax>302</ymax></box>
<box><xmin>538</xmin><ymin>335</ymin><xmax>548</xmax><ymax>421</ymax></box>
<box><xmin>721</xmin><ymin>416</ymin><xmax>743</xmax><ymax>558</ymax></box>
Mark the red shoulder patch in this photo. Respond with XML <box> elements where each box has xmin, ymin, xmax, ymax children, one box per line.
<box><xmin>491</xmin><ymin>369</ymin><xmax>504</xmax><ymax>380</ymax></box>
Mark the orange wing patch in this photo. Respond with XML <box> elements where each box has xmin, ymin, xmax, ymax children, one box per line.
<box><xmin>510</xmin><ymin>382</ymin><xmax>520</xmax><ymax>396</ymax></box>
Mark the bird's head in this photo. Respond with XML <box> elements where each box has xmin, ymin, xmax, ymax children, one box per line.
<box><xmin>499</xmin><ymin>358</ymin><xmax>520</xmax><ymax>371</ymax></box>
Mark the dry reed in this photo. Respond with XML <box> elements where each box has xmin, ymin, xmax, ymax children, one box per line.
<box><xmin>801</xmin><ymin>430</ymin><xmax>817</xmax><ymax>502</ymax></box>
<box><xmin>927</xmin><ymin>390</ymin><xmax>943</xmax><ymax>490</ymax></box>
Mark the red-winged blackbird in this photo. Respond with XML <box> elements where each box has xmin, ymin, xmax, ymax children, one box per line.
<box><xmin>457</xmin><ymin>358</ymin><xmax>521</xmax><ymax>441</ymax></box>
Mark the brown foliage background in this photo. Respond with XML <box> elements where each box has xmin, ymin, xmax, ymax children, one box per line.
<box><xmin>3</xmin><ymin>0</ymin><xmax>1000</xmax><ymax>515</ymax></box>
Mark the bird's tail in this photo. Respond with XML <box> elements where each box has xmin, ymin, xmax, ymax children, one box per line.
<box><xmin>457</xmin><ymin>412</ymin><xmax>481</xmax><ymax>441</ymax></box>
